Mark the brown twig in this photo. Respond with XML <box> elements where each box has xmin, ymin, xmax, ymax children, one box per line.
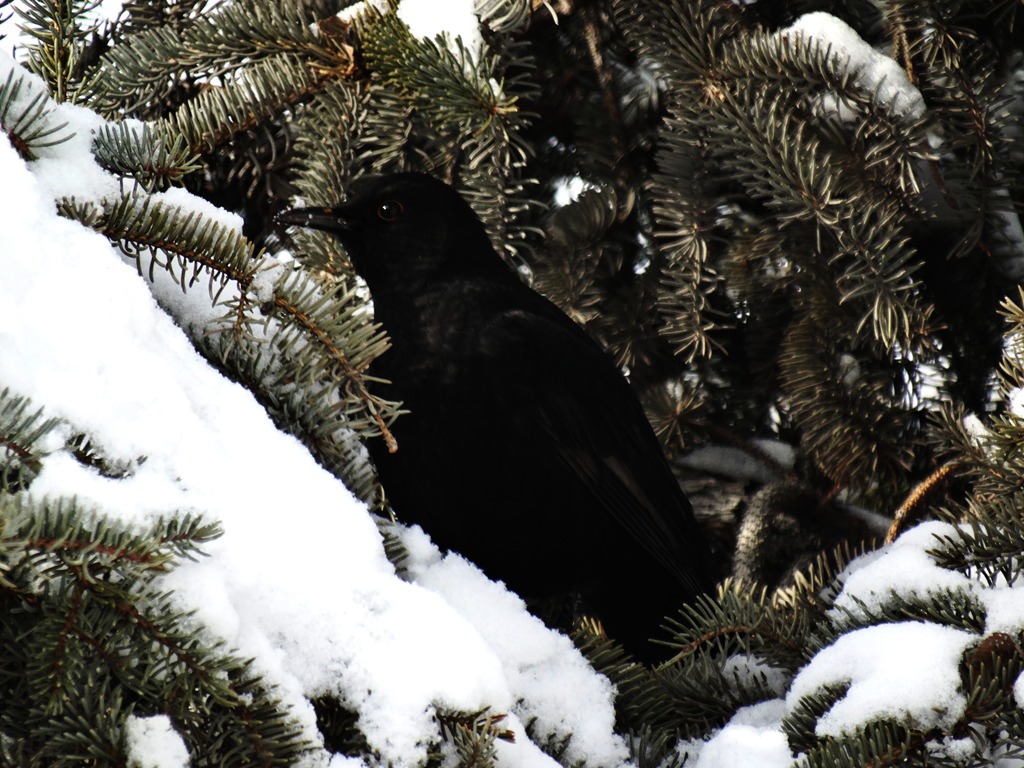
<box><xmin>885</xmin><ymin>460</ymin><xmax>962</xmax><ymax>543</ymax></box>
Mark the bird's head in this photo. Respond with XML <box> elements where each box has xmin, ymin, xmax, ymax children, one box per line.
<box><xmin>278</xmin><ymin>172</ymin><xmax>506</xmax><ymax>295</ymax></box>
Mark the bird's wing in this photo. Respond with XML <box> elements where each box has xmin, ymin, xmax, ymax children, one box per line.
<box><xmin>475</xmin><ymin>302</ymin><xmax>712</xmax><ymax>598</ymax></box>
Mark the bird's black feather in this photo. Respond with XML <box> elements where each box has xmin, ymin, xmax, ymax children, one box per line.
<box><xmin>280</xmin><ymin>172</ymin><xmax>714</xmax><ymax>660</ymax></box>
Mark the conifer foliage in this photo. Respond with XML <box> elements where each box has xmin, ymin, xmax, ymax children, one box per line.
<box><xmin>2</xmin><ymin>0</ymin><xmax>1024</xmax><ymax>765</ymax></box>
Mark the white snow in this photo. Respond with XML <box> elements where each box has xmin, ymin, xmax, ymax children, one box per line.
<box><xmin>721</xmin><ymin>655</ymin><xmax>789</xmax><ymax>699</ymax></box>
<box><xmin>339</xmin><ymin>0</ymin><xmax>485</xmax><ymax>60</ymax></box>
<box><xmin>400</xmin><ymin>525</ymin><xmax>629</xmax><ymax>767</ymax></box>
<box><xmin>781</xmin><ymin>12</ymin><xmax>926</xmax><ymax>120</ymax></box>
<box><xmin>787</xmin><ymin>621</ymin><xmax>973</xmax><ymax>736</ymax></box>
<box><xmin>692</xmin><ymin>700</ymin><xmax>791</xmax><ymax>768</ymax></box>
<box><xmin>397</xmin><ymin>0</ymin><xmax>483</xmax><ymax>59</ymax></box>
<box><xmin>124</xmin><ymin>716</ymin><xmax>190</xmax><ymax>768</ymax></box>
<box><xmin>830</xmin><ymin>521</ymin><xmax>977</xmax><ymax>620</ymax></box>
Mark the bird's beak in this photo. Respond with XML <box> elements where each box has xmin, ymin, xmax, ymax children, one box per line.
<box><xmin>277</xmin><ymin>206</ymin><xmax>353</xmax><ymax>235</ymax></box>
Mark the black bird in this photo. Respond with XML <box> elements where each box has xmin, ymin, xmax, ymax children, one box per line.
<box><xmin>280</xmin><ymin>173</ymin><xmax>714</xmax><ymax>660</ymax></box>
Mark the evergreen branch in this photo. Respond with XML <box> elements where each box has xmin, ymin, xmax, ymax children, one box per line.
<box><xmin>91</xmin><ymin>582</ymin><xmax>241</xmax><ymax>707</ymax></box>
<box><xmin>291</xmin><ymin>81</ymin><xmax>367</xmax><ymax>208</ymax></box>
<box><xmin>895</xmin><ymin>0</ymin><xmax>1015</xmax><ymax>259</ymax></box>
<box><xmin>87</xmin><ymin>0</ymin><xmax>352</xmax><ymax>116</ymax></box>
<box><xmin>267</xmin><ymin>271</ymin><xmax>400</xmax><ymax>452</ymax></box>
<box><xmin>174</xmin><ymin>0</ymin><xmax>351</xmax><ymax>71</ymax></box>
<box><xmin>1</xmin><ymin>493</ymin><xmax>308</xmax><ymax>765</ymax></box>
<box><xmin>613</xmin><ymin>0</ymin><xmax>728</xmax><ymax>92</ymax></box>
<box><xmin>359</xmin><ymin>5</ymin><xmax>530</xmax><ymax>169</ymax></box>
<box><xmin>476</xmin><ymin>0</ymin><xmax>531</xmax><ymax>33</ymax></box>
<box><xmin>85</xmin><ymin>23</ymin><xmax>189</xmax><ymax>114</ymax></box>
<box><xmin>3</xmin><ymin>496</ymin><xmax>221</xmax><ymax>575</ymax></box>
<box><xmin>655</xmin><ymin>648</ymin><xmax>789</xmax><ymax>739</ymax></box>
<box><xmin>59</xmin><ymin>194</ymin><xmax>259</xmax><ymax>303</ymax></box>
<box><xmin>15</xmin><ymin>0</ymin><xmax>99</xmax><ymax>102</ymax></box>
<box><xmin>0</xmin><ymin>389</ymin><xmax>60</xmax><ymax>494</ymax></box>
<box><xmin>816</xmin><ymin>588</ymin><xmax>986</xmax><ymax>656</ymax></box>
<box><xmin>626</xmin><ymin>726</ymin><xmax>687</xmax><ymax>768</ymax></box>
<box><xmin>830</xmin><ymin>206</ymin><xmax>929</xmax><ymax>350</ymax></box>
<box><xmin>642</xmin><ymin>379</ymin><xmax>705</xmax><ymax>457</ymax></box>
<box><xmin>649</xmin><ymin>123</ymin><xmax>721</xmax><ymax>361</ymax></box>
<box><xmin>48</xmin><ymin>578</ymin><xmax>85</xmax><ymax>709</ymax></box>
<box><xmin>311</xmin><ymin>695</ymin><xmax>370</xmax><ymax>756</ymax></box>
<box><xmin>800</xmin><ymin>719</ymin><xmax>928</xmax><ymax>768</ymax></box>
<box><xmin>930</xmin><ymin>496</ymin><xmax>1024</xmax><ymax>586</ymax></box>
<box><xmin>287</xmin><ymin>82</ymin><xmax>366</xmax><ymax>272</ymax></box>
<box><xmin>92</xmin><ymin>120</ymin><xmax>204</xmax><ymax>191</ymax></box>
<box><xmin>159</xmin><ymin>54</ymin><xmax>329</xmax><ymax>155</ymax></box>
<box><xmin>436</xmin><ymin>708</ymin><xmax>515</xmax><ymax>768</ymax></box>
<box><xmin>459</xmin><ymin>159</ymin><xmax>539</xmax><ymax>267</ymax></box>
<box><xmin>65</xmin><ymin>433</ymin><xmax>136</xmax><ymax>480</ymax></box>
<box><xmin>961</xmin><ymin>632</ymin><xmax>1024</xmax><ymax>726</ymax></box>
<box><xmin>374</xmin><ymin>518</ymin><xmax>410</xmax><ymax>575</ymax></box>
<box><xmin>710</xmin><ymin>85</ymin><xmax>933</xmax><ymax>350</ymax></box>
<box><xmin>112</xmin><ymin>0</ymin><xmax>210</xmax><ymax>37</ymax></box>
<box><xmin>37</xmin><ymin>685</ymin><xmax>130</xmax><ymax>763</ymax></box>
<box><xmin>663</xmin><ymin>585</ymin><xmax>808</xmax><ymax>670</ymax></box>
<box><xmin>0</xmin><ymin>67</ymin><xmax>73</xmax><ymax>160</ymax></box>
<box><xmin>711</xmin><ymin>87</ymin><xmax>861</xmax><ymax>230</ymax></box>
<box><xmin>781</xmin><ymin>682</ymin><xmax>852</xmax><ymax>756</ymax></box>
<box><xmin>350</xmin><ymin>83</ymin><xmax>416</xmax><ymax>174</ymax></box>
<box><xmin>778</xmin><ymin>313</ymin><xmax>919</xmax><ymax>493</ymax></box>
<box><xmin>927</xmin><ymin>291</ymin><xmax>1024</xmax><ymax>585</ymax></box>
<box><xmin>571</xmin><ymin>617</ymin><xmax>662</xmax><ymax>734</ymax></box>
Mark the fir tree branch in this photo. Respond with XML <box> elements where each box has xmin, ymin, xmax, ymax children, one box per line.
<box><xmin>158</xmin><ymin>54</ymin><xmax>331</xmax><ymax>156</ymax></box>
<box><xmin>92</xmin><ymin>121</ymin><xmax>204</xmax><ymax>191</ymax></box>
<box><xmin>0</xmin><ymin>389</ymin><xmax>59</xmax><ymax>494</ymax></box>
<box><xmin>0</xmin><ymin>67</ymin><xmax>73</xmax><ymax>160</ymax></box>
<box><xmin>87</xmin><ymin>0</ymin><xmax>353</xmax><ymax>116</ymax></box>
<box><xmin>268</xmin><ymin>276</ymin><xmax>400</xmax><ymax>452</ymax></box>
<box><xmin>15</xmin><ymin>0</ymin><xmax>99</xmax><ymax>103</ymax></box>
<box><xmin>359</xmin><ymin>4</ymin><xmax>531</xmax><ymax>170</ymax></box>
<box><xmin>59</xmin><ymin>194</ymin><xmax>259</xmax><ymax>304</ymax></box>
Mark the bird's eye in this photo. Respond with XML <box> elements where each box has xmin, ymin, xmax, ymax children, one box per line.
<box><xmin>376</xmin><ymin>200</ymin><xmax>404</xmax><ymax>222</ymax></box>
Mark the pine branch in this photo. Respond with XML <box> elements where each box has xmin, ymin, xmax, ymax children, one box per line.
<box><xmin>475</xmin><ymin>0</ymin><xmax>532</xmax><ymax>33</ymax></box>
<box><xmin>0</xmin><ymin>67</ymin><xmax>73</xmax><ymax>160</ymax></box>
<box><xmin>291</xmin><ymin>81</ymin><xmax>366</xmax><ymax>206</ymax></box>
<box><xmin>778</xmin><ymin>312</ymin><xmax>919</xmax><ymax>494</ymax></box>
<box><xmin>15</xmin><ymin>0</ymin><xmax>99</xmax><ymax>103</ymax></box>
<box><xmin>436</xmin><ymin>708</ymin><xmax>515</xmax><ymax>768</ymax></box>
<box><xmin>0</xmin><ymin>495</ymin><xmax>309</xmax><ymax>766</ymax></box>
<box><xmin>92</xmin><ymin>121</ymin><xmax>203</xmax><ymax>191</ymax></box>
<box><xmin>0</xmin><ymin>389</ymin><xmax>59</xmax><ymax>495</ymax></box>
<box><xmin>359</xmin><ymin>4</ymin><xmax>531</xmax><ymax>170</ymax></box>
<box><xmin>800</xmin><ymin>720</ymin><xmax>926</xmax><ymax>768</ymax></box>
<box><xmin>663</xmin><ymin>586</ymin><xmax>808</xmax><ymax>671</ymax></box>
<box><xmin>287</xmin><ymin>81</ymin><xmax>367</xmax><ymax>272</ymax></box>
<box><xmin>58</xmin><ymin>193</ymin><xmax>259</xmax><ymax>310</ymax></box>
<box><xmin>86</xmin><ymin>0</ymin><xmax>352</xmax><ymax>117</ymax></box>
<box><xmin>459</xmin><ymin>158</ymin><xmax>539</xmax><ymax>267</ymax></box>
<box><xmin>571</xmin><ymin>618</ymin><xmax>664</xmax><ymax>735</ymax></box>
<box><xmin>111</xmin><ymin>0</ymin><xmax>210</xmax><ymax>37</ymax></box>
<box><xmin>648</xmin><ymin>125</ymin><xmax>722</xmax><ymax>361</ymax></box>
<box><xmin>158</xmin><ymin>54</ymin><xmax>330</xmax><ymax>155</ymax></box>
<box><xmin>263</xmin><ymin>269</ymin><xmax>400</xmax><ymax>450</ymax></box>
